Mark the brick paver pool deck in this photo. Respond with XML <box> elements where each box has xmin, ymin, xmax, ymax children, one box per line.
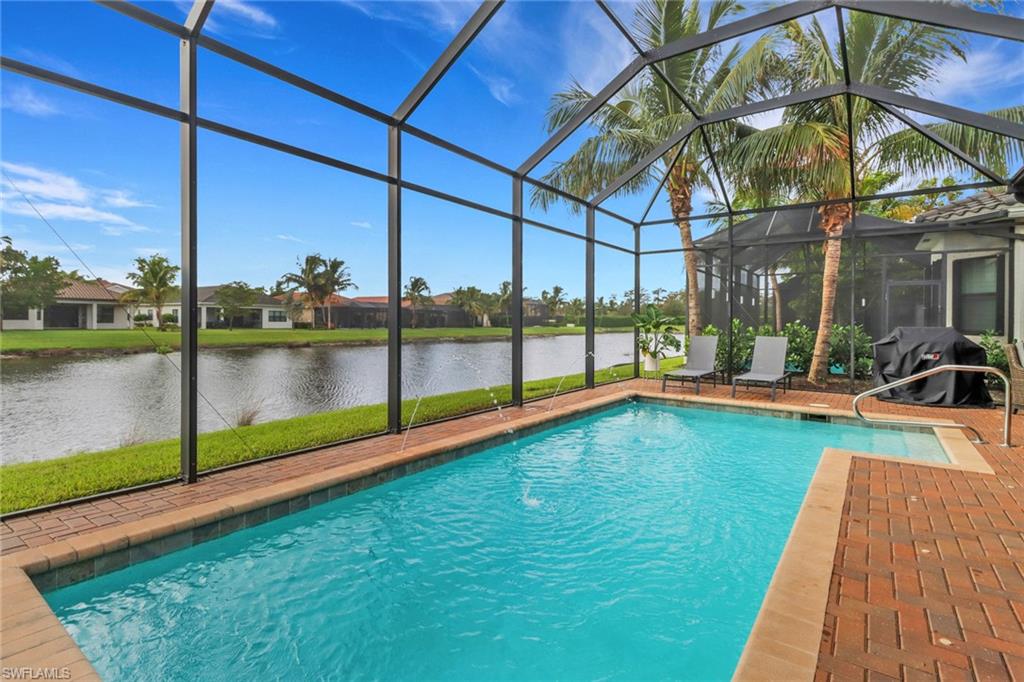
<box><xmin>3</xmin><ymin>379</ymin><xmax>1023</xmax><ymax>680</ymax></box>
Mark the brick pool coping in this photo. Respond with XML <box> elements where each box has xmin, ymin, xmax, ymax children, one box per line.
<box><xmin>2</xmin><ymin>382</ymin><xmax>1021</xmax><ymax>679</ymax></box>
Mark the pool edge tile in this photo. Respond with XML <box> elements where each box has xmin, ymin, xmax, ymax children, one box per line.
<box><xmin>0</xmin><ymin>565</ymin><xmax>100</xmax><ymax>680</ymax></box>
<box><xmin>733</xmin><ymin>448</ymin><xmax>853</xmax><ymax>682</ymax></box>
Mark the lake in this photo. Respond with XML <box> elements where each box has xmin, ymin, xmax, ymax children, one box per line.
<box><xmin>1</xmin><ymin>333</ymin><xmax>651</xmax><ymax>463</ymax></box>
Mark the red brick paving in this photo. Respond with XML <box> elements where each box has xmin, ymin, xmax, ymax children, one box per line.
<box><xmin>4</xmin><ymin>379</ymin><xmax>1023</xmax><ymax>680</ymax></box>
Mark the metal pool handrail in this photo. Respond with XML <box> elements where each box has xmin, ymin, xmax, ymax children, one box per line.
<box><xmin>852</xmin><ymin>365</ymin><xmax>1013</xmax><ymax>447</ymax></box>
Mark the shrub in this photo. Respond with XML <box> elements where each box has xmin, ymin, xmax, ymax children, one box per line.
<box><xmin>695</xmin><ymin>319</ymin><xmax>874</xmax><ymax>379</ymax></box>
<box><xmin>979</xmin><ymin>330</ymin><xmax>1010</xmax><ymax>374</ymax></box>
<box><xmin>595</xmin><ymin>315</ymin><xmax>634</xmax><ymax>328</ymax></box>
<box><xmin>829</xmin><ymin>323</ymin><xmax>873</xmax><ymax>379</ymax></box>
<box><xmin>781</xmin><ymin>321</ymin><xmax>815</xmax><ymax>372</ymax></box>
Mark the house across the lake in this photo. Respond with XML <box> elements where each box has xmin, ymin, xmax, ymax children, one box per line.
<box><xmin>285</xmin><ymin>293</ymin><xmax>476</xmax><ymax>329</ymax></box>
<box><xmin>2</xmin><ymin>282</ymin><xmax>294</xmax><ymax>330</ymax></box>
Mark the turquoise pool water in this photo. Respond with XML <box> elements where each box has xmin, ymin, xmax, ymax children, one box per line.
<box><xmin>48</xmin><ymin>402</ymin><xmax>945</xmax><ymax>681</ymax></box>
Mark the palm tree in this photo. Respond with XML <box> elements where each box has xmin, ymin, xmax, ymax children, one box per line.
<box><xmin>450</xmin><ymin>286</ymin><xmax>485</xmax><ymax>327</ymax></box>
<box><xmin>126</xmin><ymin>254</ymin><xmax>179</xmax><ymax>325</ymax></box>
<box><xmin>404</xmin><ymin>276</ymin><xmax>432</xmax><ymax>328</ymax></box>
<box><xmin>317</xmin><ymin>257</ymin><xmax>357</xmax><ymax>329</ymax></box>
<box><xmin>540</xmin><ymin>285</ymin><xmax>566</xmax><ymax>319</ymax></box>
<box><xmin>722</xmin><ymin>11</ymin><xmax>1024</xmax><ymax>384</ymax></box>
<box><xmin>495</xmin><ymin>280</ymin><xmax>513</xmax><ymax>322</ymax></box>
<box><xmin>565</xmin><ymin>297</ymin><xmax>585</xmax><ymax>325</ymax></box>
<box><xmin>276</xmin><ymin>255</ymin><xmax>323</xmax><ymax>328</ymax></box>
<box><xmin>534</xmin><ymin>0</ymin><xmax>777</xmax><ymax>338</ymax></box>
<box><xmin>276</xmin><ymin>254</ymin><xmax>356</xmax><ymax>329</ymax></box>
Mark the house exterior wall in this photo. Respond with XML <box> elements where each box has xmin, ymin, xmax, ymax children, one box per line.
<box><xmin>942</xmin><ymin>244</ymin><xmax>1012</xmax><ymax>341</ymax></box>
<box><xmin>2</xmin><ymin>308</ymin><xmax>44</xmax><ymax>330</ymax></box>
<box><xmin>92</xmin><ymin>302</ymin><xmax>132</xmax><ymax>329</ymax></box>
<box><xmin>262</xmin><ymin>307</ymin><xmax>292</xmax><ymax>329</ymax></box>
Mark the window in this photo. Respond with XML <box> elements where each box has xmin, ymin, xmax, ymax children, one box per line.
<box><xmin>166</xmin><ymin>309</ymin><xmax>179</xmax><ymax>323</ymax></box>
<box><xmin>97</xmin><ymin>305</ymin><xmax>115</xmax><ymax>324</ymax></box>
<box><xmin>2</xmin><ymin>304</ymin><xmax>29</xmax><ymax>320</ymax></box>
<box><xmin>953</xmin><ymin>255</ymin><xmax>1004</xmax><ymax>334</ymax></box>
<box><xmin>268</xmin><ymin>310</ymin><xmax>287</xmax><ymax>322</ymax></box>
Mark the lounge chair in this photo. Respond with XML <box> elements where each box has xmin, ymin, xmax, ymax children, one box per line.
<box><xmin>662</xmin><ymin>335</ymin><xmax>719</xmax><ymax>394</ymax></box>
<box><xmin>732</xmin><ymin>336</ymin><xmax>791</xmax><ymax>402</ymax></box>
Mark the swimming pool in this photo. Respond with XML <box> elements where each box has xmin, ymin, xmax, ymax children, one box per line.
<box><xmin>46</xmin><ymin>401</ymin><xmax>946</xmax><ymax>680</ymax></box>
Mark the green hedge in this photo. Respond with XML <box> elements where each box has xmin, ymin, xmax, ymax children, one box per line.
<box><xmin>699</xmin><ymin>320</ymin><xmax>873</xmax><ymax>378</ymax></box>
<box><xmin>594</xmin><ymin>315</ymin><xmax>634</xmax><ymax>328</ymax></box>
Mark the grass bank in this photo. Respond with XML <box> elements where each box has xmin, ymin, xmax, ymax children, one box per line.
<box><xmin>0</xmin><ymin>326</ymin><xmax>626</xmax><ymax>355</ymax></box>
<box><xmin>0</xmin><ymin>358</ymin><xmax>679</xmax><ymax>513</ymax></box>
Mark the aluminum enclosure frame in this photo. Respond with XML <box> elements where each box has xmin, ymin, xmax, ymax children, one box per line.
<box><xmin>2</xmin><ymin>0</ymin><xmax>1021</xmax><ymax>497</ymax></box>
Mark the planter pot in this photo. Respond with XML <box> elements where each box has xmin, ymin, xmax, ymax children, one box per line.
<box><xmin>643</xmin><ymin>354</ymin><xmax>660</xmax><ymax>372</ymax></box>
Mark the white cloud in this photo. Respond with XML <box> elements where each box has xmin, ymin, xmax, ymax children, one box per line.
<box><xmin>11</xmin><ymin>49</ymin><xmax>80</xmax><ymax>78</ymax></box>
<box><xmin>102</xmin><ymin>190</ymin><xmax>155</xmax><ymax>208</ymax></box>
<box><xmin>216</xmin><ymin>0</ymin><xmax>278</xmax><ymax>28</ymax></box>
<box><xmin>350</xmin><ymin>220</ymin><xmax>373</xmax><ymax>229</ymax></box>
<box><xmin>467</xmin><ymin>65</ymin><xmax>517</xmax><ymax>106</ymax></box>
<box><xmin>1</xmin><ymin>197</ymin><xmax>139</xmax><ymax>227</ymax></box>
<box><xmin>927</xmin><ymin>45</ymin><xmax>1024</xmax><ymax>106</ymax></box>
<box><xmin>9</xmin><ymin>238</ymin><xmax>95</xmax><ymax>257</ymax></box>
<box><xmin>133</xmin><ymin>247</ymin><xmax>167</xmax><ymax>257</ymax></box>
<box><xmin>1</xmin><ymin>162</ymin><xmax>88</xmax><ymax>203</ymax></box>
<box><xmin>100</xmin><ymin>224</ymin><xmax>149</xmax><ymax>236</ymax></box>
<box><xmin>276</xmin><ymin>233</ymin><xmax>306</xmax><ymax>242</ymax></box>
<box><xmin>1</xmin><ymin>84</ymin><xmax>59</xmax><ymax>118</ymax></box>
<box><xmin>1</xmin><ymin>162</ymin><xmax>151</xmax><ymax>234</ymax></box>
<box><xmin>561</xmin><ymin>7</ymin><xmax>634</xmax><ymax>94</ymax></box>
<box><xmin>335</xmin><ymin>0</ymin><xmax>477</xmax><ymax>36</ymax></box>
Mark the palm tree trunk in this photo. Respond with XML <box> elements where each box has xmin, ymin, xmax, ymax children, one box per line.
<box><xmin>667</xmin><ymin>168</ymin><xmax>702</xmax><ymax>338</ymax></box>
<box><xmin>807</xmin><ymin>204</ymin><xmax>852</xmax><ymax>385</ymax></box>
<box><xmin>770</xmin><ymin>266</ymin><xmax>783</xmax><ymax>333</ymax></box>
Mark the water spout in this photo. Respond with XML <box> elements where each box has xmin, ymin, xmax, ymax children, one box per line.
<box><xmin>548</xmin><ymin>351</ymin><xmax>596</xmax><ymax>412</ymax></box>
<box><xmin>521</xmin><ymin>481</ymin><xmax>542</xmax><ymax>508</ymax></box>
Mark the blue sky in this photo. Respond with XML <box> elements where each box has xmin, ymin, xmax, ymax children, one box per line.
<box><xmin>1</xmin><ymin>0</ymin><xmax>1021</xmax><ymax>302</ymax></box>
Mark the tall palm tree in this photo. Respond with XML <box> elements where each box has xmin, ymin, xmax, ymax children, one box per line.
<box><xmin>404</xmin><ymin>276</ymin><xmax>432</xmax><ymax>328</ymax></box>
<box><xmin>722</xmin><ymin>11</ymin><xmax>1024</xmax><ymax>384</ymax></box>
<box><xmin>495</xmin><ymin>280</ymin><xmax>513</xmax><ymax>321</ymax></box>
<box><xmin>540</xmin><ymin>285</ymin><xmax>566</xmax><ymax>319</ymax></box>
<box><xmin>565</xmin><ymin>297</ymin><xmax>585</xmax><ymax>325</ymax></box>
<box><xmin>450</xmin><ymin>286</ymin><xmax>485</xmax><ymax>327</ymax></box>
<box><xmin>276</xmin><ymin>254</ymin><xmax>356</xmax><ymax>329</ymax></box>
<box><xmin>534</xmin><ymin>0</ymin><xmax>777</xmax><ymax>337</ymax></box>
<box><xmin>126</xmin><ymin>254</ymin><xmax>179</xmax><ymax>325</ymax></box>
<box><xmin>317</xmin><ymin>257</ymin><xmax>357</xmax><ymax>329</ymax></box>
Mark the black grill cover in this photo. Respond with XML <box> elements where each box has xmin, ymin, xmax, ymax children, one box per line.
<box><xmin>871</xmin><ymin>327</ymin><xmax>992</xmax><ymax>406</ymax></box>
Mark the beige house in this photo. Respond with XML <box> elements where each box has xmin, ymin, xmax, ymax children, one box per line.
<box><xmin>2</xmin><ymin>281</ymin><xmax>293</xmax><ymax>330</ymax></box>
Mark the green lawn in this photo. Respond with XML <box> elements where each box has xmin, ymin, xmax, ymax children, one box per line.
<box><xmin>0</xmin><ymin>358</ymin><xmax>682</xmax><ymax>513</ymax></box>
<box><xmin>0</xmin><ymin>326</ymin><xmax>623</xmax><ymax>354</ymax></box>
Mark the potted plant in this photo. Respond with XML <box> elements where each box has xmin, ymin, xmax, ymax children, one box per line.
<box><xmin>632</xmin><ymin>304</ymin><xmax>683</xmax><ymax>372</ymax></box>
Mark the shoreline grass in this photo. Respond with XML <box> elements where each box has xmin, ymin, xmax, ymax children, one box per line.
<box><xmin>0</xmin><ymin>326</ymin><xmax>628</xmax><ymax>355</ymax></box>
<box><xmin>0</xmin><ymin>358</ymin><xmax>681</xmax><ymax>513</ymax></box>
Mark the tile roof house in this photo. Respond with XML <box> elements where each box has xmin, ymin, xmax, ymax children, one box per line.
<box><xmin>909</xmin><ymin>186</ymin><xmax>1023</xmax><ymax>342</ymax></box>
<box><xmin>2</xmin><ymin>281</ymin><xmax>294</xmax><ymax>331</ymax></box>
